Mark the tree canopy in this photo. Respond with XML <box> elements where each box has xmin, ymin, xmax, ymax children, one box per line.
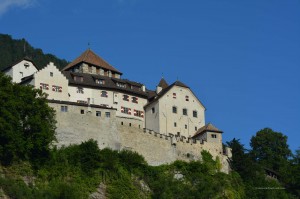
<box><xmin>0</xmin><ymin>72</ymin><xmax>56</xmax><ymax>166</ymax></box>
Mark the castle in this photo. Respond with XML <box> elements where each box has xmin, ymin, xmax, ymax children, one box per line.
<box><xmin>2</xmin><ymin>49</ymin><xmax>232</xmax><ymax>173</ymax></box>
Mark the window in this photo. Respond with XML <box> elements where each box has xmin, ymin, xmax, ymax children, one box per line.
<box><xmin>211</xmin><ymin>134</ymin><xmax>217</xmax><ymax>138</ymax></box>
<box><xmin>134</xmin><ymin>110</ymin><xmax>144</xmax><ymax>117</ymax></box>
<box><xmin>50</xmin><ymin>72</ymin><xmax>53</xmax><ymax>77</ymax></box>
<box><xmin>40</xmin><ymin>83</ymin><xmax>49</xmax><ymax>90</ymax></box>
<box><xmin>123</xmin><ymin>95</ymin><xmax>129</xmax><ymax>101</ymax></box>
<box><xmin>95</xmin><ymin>79</ymin><xmax>105</xmax><ymax>85</ymax></box>
<box><xmin>183</xmin><ymin>108</ymin><xmax>187</xmax><ymax>116</ymax></box>
<box><xmin>61</xmin><ymin>106</ymin><xmax>68</xmax><ymax>112</ymax></box>
<box><xmin>177</xmin><ymin>132</ymin><xmax>180</xmax><ymax>136</ymax></box>
<box><xmin>185</xmin><ymin>124</ymin><xmax>187</xmax><ymax>129</ymax></box>
<box><xmin>77</xmin><ymin>87</ymin><xmax>84</xmax><ymax>94</ymax></box>
<box><xmin>74</xmin><ymin>76</ymin><xmax>83</xmax><ymax>82</ymax></box>
<box><xmin>20</xmin><ymin>72</ymin><xmax>23</xmax><ymax>77</ymax></box>
<box><xmin>121</xmin><ymin>122</ymin><xmax>124</xmax><ymax>125</ymax></box>
<box><xmin>121</xmin><ymin>106</ymin><xmax>131</xmax><ymax>115</ymax></box>
<box><xmin>185</xmin><ymin>96</ymin><xmax>189</xmax><ymax>101</ymax></box>
<box><xmin>101</xmin><ymin>91</ymin><xmax>108</xmax><ymax>97</ymax></box>
<box><xmin>151</xmin><ymin>107</ymin><xmax>155</xmax><ymax>114</ymax></box>
<box><xmin>81</xmin><ymin>109</ymin><xmax>84</xmax><ymax>114</ymax></box>
<box><xmin>129</xmin><ymin>123</ymin><xmax>132</xmax><ymax>127</ymax></box>
<box><xmin>132</xmin><ymin>97</ymin><xmax>138</xmax><ymax>103</ymax></box>
<box><xmin>172</xmin><ymin>106</ymin><xmax>177</xmax><ymax>114</ymax></box>
<box><xmin>193</xmin><ymin>110</ymin><xmax>198</xmax><ymax>118</ymax></box>
<box><xmin>195</xmin><ymin>126</ymin><xmax>197</xmax><ymax>131</ymax></box>
<box><xmin>52</xmin><ymin>85</ymin><xmax>62</xmax><ymax>92</ymax></box>
<box><xmin>105</xmin><ymin>112</ymin><xmax>110</xmax><ymax>118</ymax></box>
<box><xmin>116</xmin><ymin>82</ymin><xmax>126</xmax><ymax>88</ymax></box>
<box><xmin>173</xmin><ymin>93</ymin><xmax>176</xmax><ymax>99</ymax></box>
<box><xmin>96</xmin><ymin>111</ymin><xmax>101</xmax><ymax>117</ymax></box>
<box><xmin>174</xmin><ymin>122</ymin><xmax>177</xmax><ymax>127</ymax></box>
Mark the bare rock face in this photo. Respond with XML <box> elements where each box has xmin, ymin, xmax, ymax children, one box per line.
<box><xmin>89</xmin><ymin>183</ymin><xmax>107</xmax><ymax>199</ymax></box>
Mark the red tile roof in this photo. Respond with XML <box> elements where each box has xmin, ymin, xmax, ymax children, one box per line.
<box><xmin>62</xmin><ymin>49</ymin><xmax>122</xmax><ymax>74</ymax></box>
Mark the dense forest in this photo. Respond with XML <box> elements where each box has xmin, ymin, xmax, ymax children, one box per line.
<box><xmin>0</xmin><ymin>34</ymin><xmax>299</xmax><ymax>198</ymax></box>
<box><xmin>0</xmin><ymin>34</ymin><xmax>68</xmax><ymax>71</ymax></box>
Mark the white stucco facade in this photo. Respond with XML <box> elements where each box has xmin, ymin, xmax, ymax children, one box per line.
<box><xmin>3</xmin><ymin>59</ymin><xmax>38</xmax><ymax>83</ymax></box>
<box><xmin>145</xmin><ymin>84</ymin><xmax>205</xmax><ymax>138</ymax></box>
<box><xmin>30</xmin><ymin>62</ymin><xmax>69</xmax><ymax>101</ymax></box>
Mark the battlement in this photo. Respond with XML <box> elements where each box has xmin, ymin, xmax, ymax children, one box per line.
<box><xmin>48</xmin><ymin>101</ymin><xmax>231</xmax><ymax>173</ymax></box>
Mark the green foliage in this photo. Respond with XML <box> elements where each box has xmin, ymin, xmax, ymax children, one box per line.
<box><xmin>0</xmin><ymin>34</ymin><xmax>68</xmax><ymax>70</ymax></box>
<box><xmin>0</xmin><ymin>73</ymin><xmax>56</xmax><ymax>166</ymax></box>
<box><xmin>250</xmin><ymin>128</ymin><xmax>292</xmax><ymax>171</ymax></box>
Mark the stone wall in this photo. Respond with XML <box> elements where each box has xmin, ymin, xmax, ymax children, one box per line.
<box><xmin>50</xmin><ymin>101</ymin><xmax>231</xmax><ymax>173</ymax></box>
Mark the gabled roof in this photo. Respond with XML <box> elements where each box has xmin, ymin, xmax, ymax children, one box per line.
<box><xmin>1</xmin><ymin>56</ymin><xmax>38</xmax><ymax>72</ymax></box>
<box><xmin>144</xmin><ymin>80</ymin><xmax>205</xmax><ymax>109</ymax></box>
<box><xmin>62</xmin><ymin>49</ymin><xmax>122</xmax><ymax>74</ymax></box>
<box><xmin>157</xmin><ymin>78</ymin><xmax>168</xmax><ymax>89</ymax></box>
<box><xmin>192</xmin><ymin>123</ymin><xmax>223</xmax><ymax>138</ymax></box>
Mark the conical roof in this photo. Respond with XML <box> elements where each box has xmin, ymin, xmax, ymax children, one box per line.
<box><xmin>157</xmin><ymin>78</ymin><xmax>168</xmax><ymax>89</ymax></box>
<box><xmin>62</xmin><ymin>49</ymin><xmax>122</xmax><ymax>74</ymax></box>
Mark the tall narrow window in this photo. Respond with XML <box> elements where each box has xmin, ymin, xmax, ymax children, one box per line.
<box><xmin>183</xmin><ymin>108</ymin><xmax>187</xmax><ymax>116</ymax></box>
<box><xmin>174</xmin><ymin>122</ymin><xmax>177</xmax><ymax>127</ymax></box>
<box><xmin>151</xmin><ymin>107</ymin><xmax>155</xmax><ymax>114</ymax></box>
<box><xmin>50</xmin><ymin>72</ymin><xmax>53</xmax><ymax>77</ymax></box>
<box><xmin>172</xmin><ymin>106</ymin><xmax>177</xmax><ymax>114</ymax></box>
<box><xmin>193</xmin><ymin>110</ymin><xmax>198</xmax><ymax>118</ymax></box>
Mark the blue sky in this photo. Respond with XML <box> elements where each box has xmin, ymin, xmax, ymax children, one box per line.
<box><xmin>1</xmin><ymin>0</ymin><xmax>299</xmax><ymax>152</ymax></box>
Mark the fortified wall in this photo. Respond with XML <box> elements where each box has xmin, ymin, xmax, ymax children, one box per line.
<box><xmin>49</xmin><ymin>101</ymin><xmax>231</xmax><ymax>173</ymax></box>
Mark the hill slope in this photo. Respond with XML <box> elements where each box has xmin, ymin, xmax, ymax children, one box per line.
<box><xmin>0</xmin><ymin>34</ymin><xmax>68</xmax><ymax>70</ymax></box>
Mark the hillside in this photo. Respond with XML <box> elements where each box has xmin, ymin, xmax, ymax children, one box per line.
<box><xmin>0</xmin><ymin>34</ymin><xmax>68</xmax><ymax>71</ymax></box>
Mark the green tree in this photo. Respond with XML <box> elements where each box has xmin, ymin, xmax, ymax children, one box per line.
<box><xmin>0</xmin><ymin>73</ymin><xmax>56</xmax><ymax>166</ymax></box>
<box><xmin>250</xmin><ymin>128</ymin><xmax>292</xmax><ymax>172</ymax></box>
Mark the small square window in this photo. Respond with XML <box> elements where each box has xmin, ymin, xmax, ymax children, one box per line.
<box><xmin>96</xmin><ymin>111</ymin><xmax>101</xmax><ymax>117</ymax></box>
<box><xmin>211</xmin><ymin>134</ymin><xmax>217</xmax><ymax>138</ymax></box>
<box><xmin>105</xmin><ymin>112</ymin><xmax>110</xmax><ymax>118</ymax></box>
<box><xmin>173</xmin><ymin>93</ymin><xmax>176</xmax><ymax>99</ymax></box>
<box><xmin>185</xmin><ymin>96</ymin><xmax>189</xmax><ymax>101</ymax></box>
<box><xmin>81</xmin><ymin>109</ymin><xmax>84</xmax><ymax>114</ymax></box>
<box><xmin>61</xmin><ymin>106</ymin><xmax>68</xmax><ymax>112</ymax></box>
<box><xmin>50</xmin><ymin>72</ymin><xmax>53</xmax><ymax>77</ymax></box>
